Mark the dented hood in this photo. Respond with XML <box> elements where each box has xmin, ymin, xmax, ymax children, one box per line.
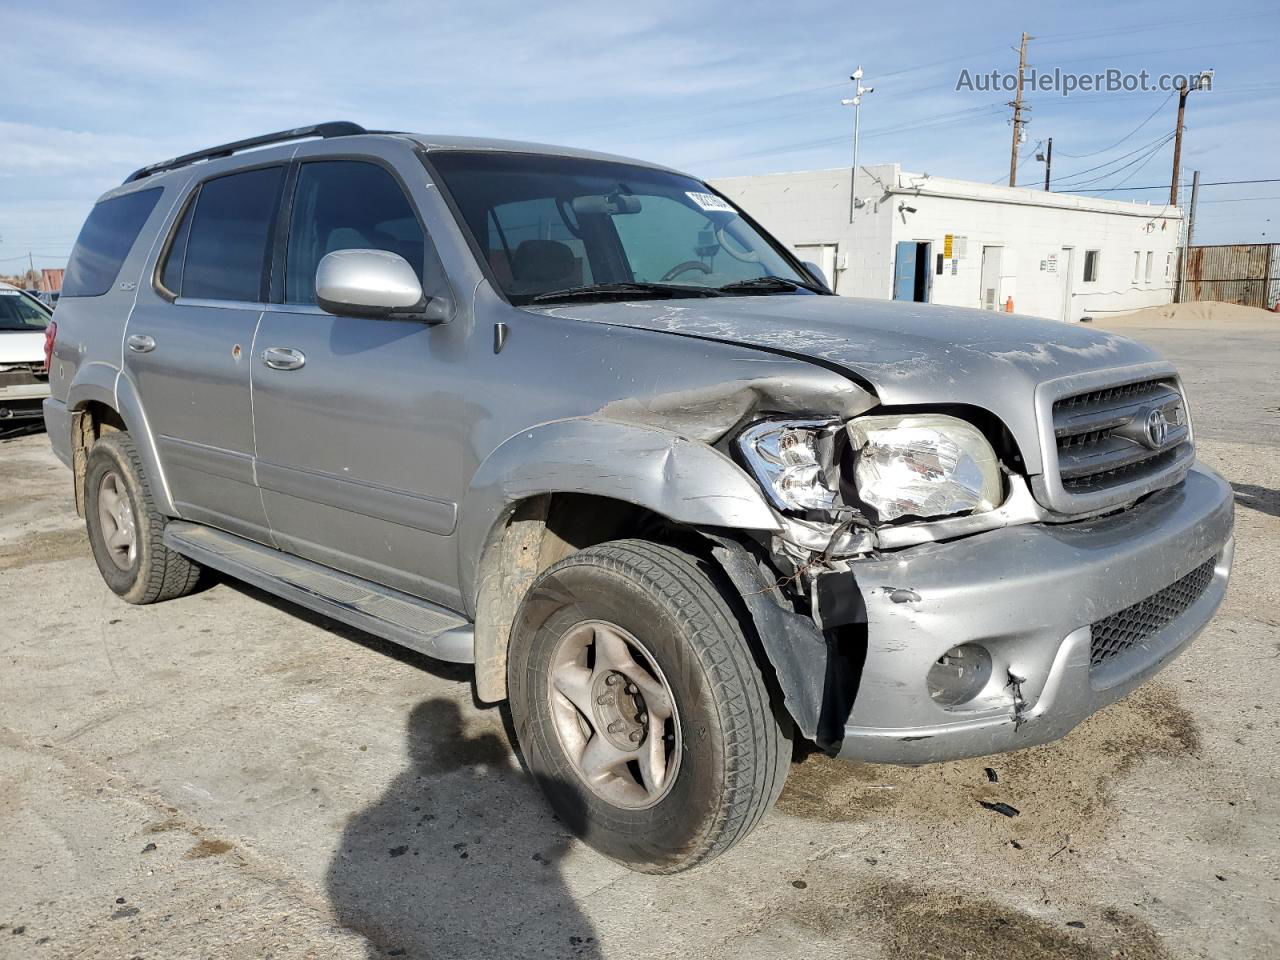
<box><xmin>535</xmin><ymin>295</ymin><xmax>1164</xmax><ymax>474</ymax></box>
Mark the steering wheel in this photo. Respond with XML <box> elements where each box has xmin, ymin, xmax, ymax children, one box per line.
<box><xmin>715</xmin><ymin>225</ymin><xmax>762</xmax><ymax>264</ymax></box>
<box><xmin>661</xmin><ymin>260</ymin><xmax>713</xmax><ymax>281</ymax></box>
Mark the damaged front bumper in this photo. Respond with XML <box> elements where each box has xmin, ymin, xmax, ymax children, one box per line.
<box><xmin>818</xmin><ymin>462</ymin><xmax>1234</xmax><ymax>765</ymax></box>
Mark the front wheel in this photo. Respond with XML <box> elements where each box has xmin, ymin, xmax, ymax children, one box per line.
<box><xmin>509</xmin><ymin>539</ymin><xmax>789</xmax><ymax>873</ymax></box>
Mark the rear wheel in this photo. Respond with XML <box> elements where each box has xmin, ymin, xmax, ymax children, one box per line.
<box><xmin>84</xmin><ymin>432</ymin><xmax>202</xmax><ymax>604</ymax></box>
<box><xmin>509</xmin><ymin>539</ymin><xmax>789</xmax><ymax>873</ymax></box>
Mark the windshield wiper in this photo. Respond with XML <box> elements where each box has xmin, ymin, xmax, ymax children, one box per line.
<box><xmin>717</xmin><ymin>275</ymin><xmax>825</xmax><ymax>294</ymax></box>
<box><xmin>528</xmin><ymin>282</ymin><xmax>721</xmax><ymax>304</ymax></box>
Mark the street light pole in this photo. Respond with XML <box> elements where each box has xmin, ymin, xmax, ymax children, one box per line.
<box><xmin>843</xmin><ymin>66</ymin><xmax>874</xmax><ymax>225</ymax></box>
<box><xmin>841</xmin><ymin>67</ymin><xmax>873</xmax><ymax>296</ymax></box>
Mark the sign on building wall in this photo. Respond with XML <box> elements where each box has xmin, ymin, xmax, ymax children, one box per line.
<box><xmin>1040</xmin><ymin>253</ymin><xmax>1058</xmax><ymax>273</ymax></box>
<box><xmin>943</xmin><ymin>234</ymin><xmax>953</xmax><ymax>258</ymax></box>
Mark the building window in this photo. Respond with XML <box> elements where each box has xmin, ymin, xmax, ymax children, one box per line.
<box><xmin>1145</xmin><ymin>251</ymin><xmax>1154</xmax><ymax>283</ymax></box>
<box><xmin>1083</xmin><ymin>249</ymin><xmax>1099</xmax><ymax>282</ymax></box>
<box><xmin>1165</xmin><ymin>252</ymin><xmax>1173</xmax><ymax>280</ymax></box>
<box><xmin>1133</xmin><ymin>251</ymin><xmax>1141</xmax><ymax>284</ymax></box>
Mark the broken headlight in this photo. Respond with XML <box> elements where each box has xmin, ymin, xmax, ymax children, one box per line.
<box><xmin>737</xmin><ymin>419</ymin><xmax>839</xmax><ymax>512</ymax></box>
<box><xmin>846</xmin><ymin>414</ymin><xmax>1001</xmax><ymax>521</ymax></box>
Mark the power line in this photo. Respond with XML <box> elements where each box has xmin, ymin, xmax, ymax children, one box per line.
<box><xmin>0</xmin><ymin>253</ymin><xmax>71</xmax><ymax>262</ymax></box>
<box><xmin>684</xmin><ymin>102</ymin><xmax>1006</xmax><ymax>168</ymax></box>
<box><xmin>1053</xmin><ymin>133</ymin><xmax>1175</xmax><ymax>190</ymax></box>
<box><xmin>1049</xmin><ymin>130</ymin><xmax>1174</xmax><ymax>185</ymax></box>
<box><xmin>1034</xmin><ymin>11</ymin><xmax>1276</xmax><ymax>46</ymax></box>
<box><xmin>1041</xmin><ymin>37</ymin><xmax>1269</xmax><ymax>68</ymax></box>
<box><xmin>1055</xmin><ymin>92</ymin><xmax>1174</xmax><ymax>158</ymax></box>
<box><xmin>1194</xmin><ymin>195</ymin><xmax>1280</xmax><ymax>204</ymax></box>
<box><xmin>1071</xmin><ymin>177</ymin><xmax>1280</xmax><ymax>193</ymax></box>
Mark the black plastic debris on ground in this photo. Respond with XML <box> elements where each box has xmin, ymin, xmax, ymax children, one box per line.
<box><xmin>984</xmin><ymin>767</ymin><xmax>999</xmax><ymax>783</ymax></box>
<box><xmin>978</xmin><ymin>800</ymin><xmax>1020</xmax><ymax>818</ymax></box>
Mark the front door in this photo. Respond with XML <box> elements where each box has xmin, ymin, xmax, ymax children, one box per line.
<box><xmin>794</xmin><ymin>243</ymin><xmax>838</xmax><ymax>291</ymax></box>
<box><xmin>893</xmin><ymin>241</ymin><xmax>932</xmax><ymax>302</ymax></box>
<box><xmin>123</xmin><ymin>165</ymin><xmax>285</xmax><ymax>543</ymax></box>
<box><xmin>1059</xmin><ymin>246</ymin><xmax>1076</xmax><ymax>322</ymax></box>
<box><xmin>251</xmin><ymin>157</ymin><xmax>462</xmax><ymax>607</ymax></box>
<box><xmin>892</xmin><ymin>241</ymin><xmax>917</xmax><ymax>300</ymax></box>
<box><xmin>980</xmin><ymin>245</ymin><xmax>1003</xmax><ymax>310</ymax></box>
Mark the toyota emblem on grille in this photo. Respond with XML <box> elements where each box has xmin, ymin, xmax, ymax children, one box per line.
<box><xmin>1144</xmin><ymin>408</ymin><xmax>1170</xmax><ymax>449</ymax></box>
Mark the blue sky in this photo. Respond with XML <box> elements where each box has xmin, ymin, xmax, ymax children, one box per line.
<box><xmin>2</xmin><ymin>0</ymin><xmax>1277</xmax><ymax>273</ymax></box>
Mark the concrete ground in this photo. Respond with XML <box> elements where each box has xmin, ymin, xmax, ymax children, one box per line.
<box><xmin>1</xmin><ymin>304</ymin><xmax>1277</xmax><ymax>960</ymax></box>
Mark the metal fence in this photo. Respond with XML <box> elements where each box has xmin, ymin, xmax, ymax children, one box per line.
<box><xmin>1179</xmin><ymin>243</ymin><xmax>1280</xmax><ymax>309</ymax></box>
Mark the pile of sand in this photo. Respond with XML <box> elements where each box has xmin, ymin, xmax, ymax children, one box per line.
<box><xmin>1101</xmin><ymin>300</ymin><xmax>1277</xmax><ymax>329</ymax></box>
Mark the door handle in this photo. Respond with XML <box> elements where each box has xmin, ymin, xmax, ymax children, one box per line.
<box><xmin>261</xmin><ymin>346</ymin><xmax>306</xmax><ymax>371</ymax></box>
<box><xmin>126</xmin><ymin>334</ymin><xmax>156</xmax><ymax>353</ymax></box>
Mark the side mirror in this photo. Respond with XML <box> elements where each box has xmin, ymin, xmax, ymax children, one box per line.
<box><xmin>316</xmin><ymin>249</ymin><xmax>442</xmax><ymax>321</ymax></box>
<box><xmin>801</xmin><ymin>260</ymin><xmax>830</xmax><ymax>291</ymax></box>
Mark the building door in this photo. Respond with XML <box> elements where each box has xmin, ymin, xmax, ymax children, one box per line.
<box><xmin>1059</xmin><ymin>246</ymin><xmax>1076</xmax><ymax>322</ymax></box>
<box><xmin>794</xmin><ymin>243</ymin><xmax>838</xmax><ymax>291</ymax></box>
<box><xmin>893</xmin><ymin>241</ymin><xmax>932</xmax><ymax>301</ymax></box>
<box><xmin>980</xmin><ymin>245</ymin><xmax>1003</xmax><ymax>310</ymax></box>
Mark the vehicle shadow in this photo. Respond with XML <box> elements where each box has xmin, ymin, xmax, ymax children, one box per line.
<box><xmin>0</xmin><ymin>421</ymin><xmax>44</xmax><ymax>442</ymax></box>
<box><xmin>1232</xmin><ymin>482</ymin><xmax>1280</xmax><ymax>519</ymax></box>
<box><xmin>217</xmin><ymin>579</ymin><xmax>475</xmax><ymax>684</ymax></box>
<box><xmin>325</xmin><ymin>697</ymin><xmax>601</xmax><ymax>959</ymax></box>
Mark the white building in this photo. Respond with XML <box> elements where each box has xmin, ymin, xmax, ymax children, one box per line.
<box><xmin>713</xmin><ymin>164</ymin><xmax>1183</xmax><ymax>323</ymax></box>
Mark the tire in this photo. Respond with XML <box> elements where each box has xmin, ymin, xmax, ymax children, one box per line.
<box><xmin>84</xmin><ymin>431</ymin><xmax>202</xmax><ymax>605</ymax></box>
<box><xmin>509</xmin><ymin>539</ymin><xmax>790</xmax><ymax>873</ymax></box>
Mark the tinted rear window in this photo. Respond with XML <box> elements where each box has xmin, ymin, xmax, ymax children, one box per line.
<box><xmin>179</xmin><ymin>167</ymin><xmax>284</xmax><ymax>302</ymax></box>
<box><xmin>62</xmin><ymin>187</ymin><xmax>163</xmax><ymax>298</ymax></box>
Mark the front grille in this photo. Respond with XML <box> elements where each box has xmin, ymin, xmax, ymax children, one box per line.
<box><xmin>1089</xmin><ymin>557</ymin><xmax>1217</xmax><ymax>668</ymax></box>
<box><xmin>1052</xmin><ymin>377</ymin><xmax>1190</xmax><ymax>496</ymax></box>
<box><xmin>0</xmin><ymin>364</ymin><xmax>47</xmax><ymax>387</ymax></box>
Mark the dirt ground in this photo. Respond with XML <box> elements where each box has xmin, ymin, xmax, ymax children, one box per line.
<box><xmin>1</xmin><ymin>302</ymin><xmax>1277</xmax><ymax>959</ymax></box>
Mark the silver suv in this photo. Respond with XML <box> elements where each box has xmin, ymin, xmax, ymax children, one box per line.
<box><xmin>45</xmin><ymin>122</ymin><xmax>1234</xmax><ymax>872</ymax></box>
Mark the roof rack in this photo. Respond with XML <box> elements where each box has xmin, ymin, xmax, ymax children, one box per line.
<box><xmin>123</xmin><ymin>121</ymin><xmax>369</xmax><ymax>184</ymax></box>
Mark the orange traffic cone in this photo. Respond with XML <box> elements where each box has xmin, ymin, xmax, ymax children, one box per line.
<box><xmin>1004</xmin><ymin>296</ymin><xmax>1014</xmax><ymax>313</ymax></box>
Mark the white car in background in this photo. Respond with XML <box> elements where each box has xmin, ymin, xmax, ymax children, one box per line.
<box><xmin>0</xmin><ymin>281</ymin><xmax>54</xmax><ymax>426</ymax></box>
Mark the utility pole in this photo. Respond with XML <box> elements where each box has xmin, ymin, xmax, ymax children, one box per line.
<box><xmin>1186</xmin><ymin>170</ymin><xmax>1201</xmax><ymax>246</ymax></box>
<box><xmin>1170</xmin><ymin>80</ymin><xmax>1188</xmax><ymax>206</ymax></box>
<box><xmin>1170</xmin><ymin>69</ymin><xmax>1214</xmax><ymax>207</ymax></box>
<box><xmin>1008</xmin><ymin>32</ymin><xmax>1031</xmax><ymax>187</ymax></box>
<box><xmin>1038</xmin><ymin>137</ymin><xmax>1053</xmax><ymax>191</ymax></box>
<box><xmin>1178</xmin><ymin>169</ymin><xmax>1201</xmax><ymax>303</ymax></box>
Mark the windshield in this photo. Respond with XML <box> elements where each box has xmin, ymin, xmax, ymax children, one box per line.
<box><xmin>428</xmin><ymin>152</ymin><xmax>815</xmax><ymax>304</ymax></box>
<box><xmin>0</xmin><ymin>290</ymin><xmax>51</xmax><ymax>331</ymax></box>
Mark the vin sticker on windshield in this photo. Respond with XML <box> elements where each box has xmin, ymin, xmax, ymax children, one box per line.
<box><xmin>686</xmin><ymin>191</ymin><xmax>735</xmax><ymax>213</ymax></box>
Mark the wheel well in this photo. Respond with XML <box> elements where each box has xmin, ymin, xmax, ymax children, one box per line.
<box><xmin>70</xmin><ymin>402</ymin><xmax>127</xmax><ymax>516</ymax></box>
<box><xmin>472</xmin><ymin>493</ymin><xmax>710</xmax><ymax>702</ymax></box>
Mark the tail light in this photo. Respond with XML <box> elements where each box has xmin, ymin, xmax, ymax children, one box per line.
<box><xmin>43</xmin><ymin>320</ymin><xmax>57</xmax><ymax>372</ymax></box>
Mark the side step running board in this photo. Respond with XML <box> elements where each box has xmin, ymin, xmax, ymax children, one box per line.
<box><xmin>163</xmin><ymin>522</ymin><xmax>474</xmax><ymax>664</ymax></box>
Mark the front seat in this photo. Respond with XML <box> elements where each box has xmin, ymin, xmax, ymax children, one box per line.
<box><xmin>511</xmin><ymin>239</ymin><xmax>578</xmax><ymax>291</ymax></box>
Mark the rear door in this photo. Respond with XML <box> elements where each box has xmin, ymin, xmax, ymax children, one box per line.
<box><xmin>123</xmin><ymin>165</ymin><xmax>285</xmax><ymax>543</ymax></box>
<box><xmin>251</xmin><ymin>153</ymin><xmax>463</xmax><ymax>606</ymax></box>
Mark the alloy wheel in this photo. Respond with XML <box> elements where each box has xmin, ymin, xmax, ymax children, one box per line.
<box><xmin>96</xmin><ymin>471</ymin><xmax>138</xmax><ymax>571</ymax></box>
<box><xmin>547</xmin><ymin>619</ymin><xmax>681</xmax><ymax>809</ymax></box>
